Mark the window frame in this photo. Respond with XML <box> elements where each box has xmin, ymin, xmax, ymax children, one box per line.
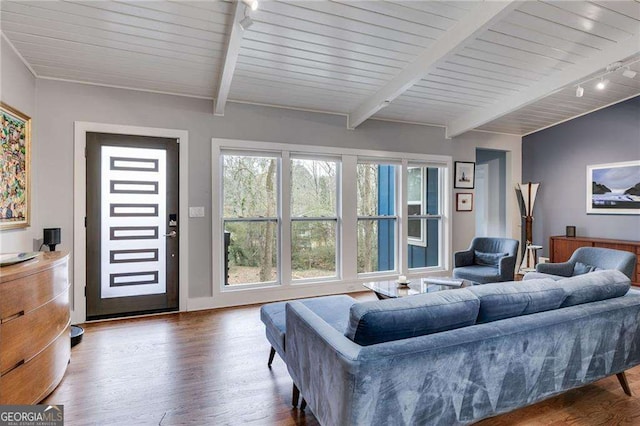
<box><xmin>212</xmin><ymin>138</ymin><xmax>452</xmax><ymax>298</ymax></box>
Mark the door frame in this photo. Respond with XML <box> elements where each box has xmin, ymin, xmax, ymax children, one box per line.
<box><xmin>73</xmin><ymin>122</ymin><xmax>189</xmax><ymax>324</ymax></box>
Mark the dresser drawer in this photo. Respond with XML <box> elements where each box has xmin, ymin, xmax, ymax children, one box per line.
<box><xmin>0</xmin><ymin>288</ymin><xmax>70</xmax><ymax>374</ymax></box>
<box><xmin>0</xmin><ymin>262</ymin><xmax>68</xmax><ymax>320</ymax></box>
<box><xmin>0</xmin><ymin>325</ymin><xmax>70</xmax><ymax>404</ymax></box>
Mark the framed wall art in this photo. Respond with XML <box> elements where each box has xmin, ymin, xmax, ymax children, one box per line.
<box><xmin>1</xmin><ymin>102</ymin><xmax>31</xmax><ymax>230</ymax></box>
<box><xmin>587</xmin><ymin>160</ymin><xmax>640</xmax><ymax>215</ymax></box>
<box><xmin>454</xmin><ymin>161</ymin><xmax>475</xmax><ymax>189</ymax></box>
<box><xmin>456</xmin><ymin>193</ymin><xmax>473</xmax><ymax>212</ymax></box>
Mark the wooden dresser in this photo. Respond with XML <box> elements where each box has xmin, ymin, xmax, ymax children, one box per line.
<box><xmin>549</xmin><ymin>236</ymin><xmax>640</xmax><ymax>286</ymax></box>
<box><xmin>0</xmin><ymin>251</ymin><xmax>70</xmax><ymax>404</ymax></box>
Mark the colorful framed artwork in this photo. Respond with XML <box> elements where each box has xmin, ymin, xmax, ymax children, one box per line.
<box><xmin>587</xmin><ymin>160</ymin><xmax>640</xmax><ymax>215</ymax></box>
<box><xmin>1</xmin><ymin>102</ymin><xmax>31</xmax><ymax>230</ymax></box>
<box><xmin>454</xmin><ymin>161</ymin><xmax>475</xmax><ymax>189</ymax></box>
<box><xmin>456</xmin><ymin>193</ymin><xmax>473</xmax><ymax>212</ymax></box>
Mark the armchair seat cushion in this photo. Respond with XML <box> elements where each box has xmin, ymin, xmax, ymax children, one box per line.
<box><xmin>453</xmin><ymin>265</ymin><xmax>501</xmax><ymax>284</ymax></box>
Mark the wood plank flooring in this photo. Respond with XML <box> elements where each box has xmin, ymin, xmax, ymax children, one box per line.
<box><xmin>44</xmin><ymin>292</ymin><xmax>640</xmax><ymax>425</ymax></box>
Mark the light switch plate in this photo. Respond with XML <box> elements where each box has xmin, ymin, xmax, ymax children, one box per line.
<box><xmin>189</xmin><ymin>206</ymin><xmax>205</xmax><ymax>217</ymax></box>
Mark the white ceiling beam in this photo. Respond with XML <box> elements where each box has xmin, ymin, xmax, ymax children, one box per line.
<box><xmin>346</xmin><ymin>1</ymin><xmax>520</xmax><ymax>130</ymax></box>
<box><xmin>214</xmin><ymin>1</ymin><xmax>245</xmax><ymax>116</ymax></box>
<box><xmin>446</xmin><ymin>34</ymin><xmax>640</xmax><ymax>138</ymax></box>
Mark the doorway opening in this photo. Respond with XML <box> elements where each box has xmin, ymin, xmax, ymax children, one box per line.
<box><xmin>475</xmin><ymin>149</ymin><xmax>507</xmax><ymax>238</ymax></box>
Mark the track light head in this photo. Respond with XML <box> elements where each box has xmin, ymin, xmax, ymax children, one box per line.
<box><xmin>575</xmin><ymin>85</ymin><xmax>584</xmax><ymax>97</ymax></box>
<box><xmin>623</xmin><ymin>67</ymin><xmax>637</xmax><ymax>79</ymax></box>
<box><xmin>239</xmin><ymin>15</ymin><xmax>254</xmax><ymax>30</ymax></box>
<box><xmin>596</xmin><ymin>78</ymin><xmax>609</xmax><ymax>90</ymax></box>
<box><xmin>241</xmin><ymin>0</ymin><xmax>258</xmax><ymax>11</ymax></box>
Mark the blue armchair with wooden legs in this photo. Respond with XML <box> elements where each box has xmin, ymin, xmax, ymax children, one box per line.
<box><xmin>453</xmin><ymin>237</ymin><xmax>520</xmax><ymax>284</ymax></box>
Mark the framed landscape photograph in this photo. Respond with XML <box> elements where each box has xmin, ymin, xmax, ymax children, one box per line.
<box><xmin>454</xmin><ymin>161</ymin><xmax>475</xmax><ymax>189</ymax></box>
<box><xmin>587</xmin><ymin>160</ymin><xmax>640</xmax><ymax>215</ymax></box>
<box><xmin>456</xmin><ymin>193</ymin><xmax>473</xmax><ymax>212</ymax></box>
<box><xmin>1</xmin><ymin>102</ymin><xmax>31</xmax><ymax>230</ymax></box>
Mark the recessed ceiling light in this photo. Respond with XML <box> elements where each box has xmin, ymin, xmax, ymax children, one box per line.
<box><xmin>575</xmin><ymin>85</ymin><xmax>584</xmax><ymax>97</ymax></box>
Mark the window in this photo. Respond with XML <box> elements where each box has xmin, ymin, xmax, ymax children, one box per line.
<box><xmin>214</xmin><ymin>138</ymin><xmax>450</xmax><ymax>292</ymax></box>
<box><xmin>407</xmin><ymin>165</ymin><xmax>444</xmax><ymax>270</ymax></box>
<box><xmin>290</xmin><ymin>157</ymin><xmax>339</xmax><ymax>280</ymax></box>
<box><xmin>357</xmin><ymin>162</ymin><xmax>397</xmax><ymax>274</ymax></box>
<box><xmin>222</xmin><ymin>153</ymin><xmax>279</xmax><ymax>285</ymax></box>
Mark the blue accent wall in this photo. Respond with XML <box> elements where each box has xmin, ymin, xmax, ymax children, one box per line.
<box><xmin>378</xmin><ymin>167</ymin><xmax>440</xmax><ymax>269</ymax></box>
<box><xmin>522</xmin><ymin>96</ymin><xmax>640</xmax><ymax>256</ymax></box>
<box><xmin>377</xmin><ymin>165</ymin><xmax>395</xmax><ymax>271</ymax></box>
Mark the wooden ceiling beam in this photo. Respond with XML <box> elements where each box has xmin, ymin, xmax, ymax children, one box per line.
<box><xmin>346</xmin><ymin>1</ymin><xmax>520</xmax><ymax>130</ymax></box>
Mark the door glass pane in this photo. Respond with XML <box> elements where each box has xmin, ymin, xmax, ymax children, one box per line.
<box><xmin>223</xmin><ymin>155</ymin><xmax>278</xmax><ymax>218</ymax></box>
<box><xmin>101</xmin><ymin>146</ymin><xmax>166</xmax><ymax>298</ymax></box>
<box><xmin>292</xmin><ymin>220</ymin><xmax>336</xmax><ymax>280</ymax></box>
<box><xmin>357</xmin><ymin>218</ymin><xmax>395</xmax><ymax>273</ymax></box>
<box><xmin>225</xmin><ymin>221</ymin><xmax>277</xmax><ymax>285</ymax></box>
<box><xmin>291</xmin><ymin>158</ymin><xmax>337</xmax><ymax>217</ymax></box>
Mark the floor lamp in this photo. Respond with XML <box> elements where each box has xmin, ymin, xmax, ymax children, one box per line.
<box><xmin>517</xmin><ymin>182</ymin><xmax>542</xmax><ymax>272</ymax></box>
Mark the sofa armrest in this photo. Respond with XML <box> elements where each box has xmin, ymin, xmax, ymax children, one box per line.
<box><xmin>454</xmin><ymin>250</ymin><xmax>474</xmax><ymax>267</ymax></box>
<box><xmin>536</xmin><ymin>261</ymin><xmax>573</xmax><ymax>277</ymax></box>
<box><xmin>498</xmin><ymin>255</ymin><xmax>517</xmax><ymax>281</ymax></box>
<box><xmin>285</xmin><ymin>302</ymin><xmax>361</xmax><ymax>426</ymax></box>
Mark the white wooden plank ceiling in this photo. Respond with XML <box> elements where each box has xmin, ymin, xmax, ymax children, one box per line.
<box><xmin>1</xmin><ymin>0</ymin><xmax>639</xmax><ymax>137</ymax></box>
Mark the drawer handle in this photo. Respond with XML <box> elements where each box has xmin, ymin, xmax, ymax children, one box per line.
<box><xmin>1</xmin><ymin>359</ymin><xmax>25</xmax><ymax>376</ymax></box>
<box><xmin>1</xmin><ymin>310</ymin><xmax>25</xmax><ymax>323</ymax></box>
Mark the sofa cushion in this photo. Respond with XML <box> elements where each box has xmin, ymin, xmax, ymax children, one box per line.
<box><xmin>559</xmin><ymin>269</ymin><xmax>630</xmax><ymax>308</ymax></box>
<box><xmin>573</xmin><ymin>261</ymin><xmax>595</xmax><ymax>276</ymax></box>
<box><xmin>344</xmin><ymin>289</ymin><xmax>479</xmax><ymax>346</ymax></box>
<box><xmin>467</xmin><ymin>278</ymin><xmax>564</xmax><ymax>323</ymax></box>
<box><xmin>474</xmin><ymin>250</ymin><xmax>507</xmax><ymax>266</ymax></box>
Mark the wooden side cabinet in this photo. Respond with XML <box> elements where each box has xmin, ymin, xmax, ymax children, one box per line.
<box><xmin>550</xmin><ymin>236</ymin><xmax>640</xmax><ymax>286</ymax></box>
<box><xmin>0</xmin><ymin>251</ymin><xmax>70</xmax><ymax>404</ymax></box>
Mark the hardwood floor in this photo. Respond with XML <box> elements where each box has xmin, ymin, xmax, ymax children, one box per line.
<box><xmin>45</xmin><ymin>292</ymin><xmax>640</xmax><ymax>425</ymax></box>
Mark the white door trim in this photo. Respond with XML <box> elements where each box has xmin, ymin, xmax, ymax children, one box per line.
<box><xmin>73</xmin><ymin>121</ymin><xmax>189</xmax><ymax>324</ymax></box>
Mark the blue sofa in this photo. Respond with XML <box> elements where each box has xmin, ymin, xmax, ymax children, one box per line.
<box><xmin>453</xmin><ymin>237</ymin><xmax>519</xmax><ymax>284</ymax></box>
<box><xmin>283</xmin><ymin>270</ymin><xmax>640</xmax><ymax>425</ymax></box>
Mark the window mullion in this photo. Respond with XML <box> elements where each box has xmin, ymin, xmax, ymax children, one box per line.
<box><xmin>281</xmin><ymin>151</ymin><xmax>292</xmax><ymax>286</ymax></box>
<box><xmin>341</xmin><ymin>155</ymin><xmax>358</xmax><ymax>281</ymax></box>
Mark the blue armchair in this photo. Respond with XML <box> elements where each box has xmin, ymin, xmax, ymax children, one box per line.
<box><xmin>526</xmin><ymin>247</ymin><xmax>636</xmax><ymax>281</ymax></box>
<box><xmin>453</xmin><ymin>237</ymin><xmax>519</xmax><ymax>284</ymax></box>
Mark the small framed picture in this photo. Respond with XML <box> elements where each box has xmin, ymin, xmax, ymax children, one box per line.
<box><xmin>454</xmin><ymin>161</ymin><xmax>475</xmax><ymax>189</ymax></box>
<box><xmin>456</xmin><ymin>193</ymin><xmax>473</xmax><ymax>212</ymax></box>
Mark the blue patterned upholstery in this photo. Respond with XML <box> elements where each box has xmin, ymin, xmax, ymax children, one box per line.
<box><xmin>453</xmin><ymin>237</ymin><xmax>520</xmax><ymax>284</ymax></box>
<box><xmin>285</xmin><ymin>271</ymin><xmax>639</xmax><ymax>425</ymax></box>
<box><xmin>533</xmin><ymin>247</ymin><xmax>637</xmax><ymax>280</ymax></box>
<box><xmin>260</xmin><ymin>295</ymin><xmax>355</xmax><ymax>363</ymax></box>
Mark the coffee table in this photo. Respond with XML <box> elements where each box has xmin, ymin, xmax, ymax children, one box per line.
<box><xmin>363</xmin><ymin>277</ymin><xmax>473</xmax><ymax>300</ymax></box>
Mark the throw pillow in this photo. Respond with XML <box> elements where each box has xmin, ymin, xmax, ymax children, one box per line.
<box><xmin>573</xmin><ymin>261</ymin><xmax>595</xmax><ymax>276</ymax></box>
<box><xmin>474</xmin><ymin>250</ymin><xmax>508</xmax><ymax>267</ymax></box>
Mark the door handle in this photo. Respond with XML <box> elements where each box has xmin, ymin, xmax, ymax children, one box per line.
<box><xmin>164</xmin><ymin>230</ymin><xmax>177</xmax><ymax>238</ymax></box>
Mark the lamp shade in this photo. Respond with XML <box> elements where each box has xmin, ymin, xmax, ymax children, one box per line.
<box><xmin>43</xmin><ymin>228</ymin><xmax>61</xmax><ymax>251</ymax></box>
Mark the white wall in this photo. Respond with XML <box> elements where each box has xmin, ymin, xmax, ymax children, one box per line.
<box><xmin>1</xmin><ymin>70</ymin><xmax>521</xmax><ymax>309</ymax></box>
<box><xmin>0</xmin><ymin>37</ymin><xmax>38</xmax><ymax>252</ymax></box>
<box><xmin>452</xmin><ymin>132</ymin><xmax>522</xmax><ymax>253</ymax></box>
